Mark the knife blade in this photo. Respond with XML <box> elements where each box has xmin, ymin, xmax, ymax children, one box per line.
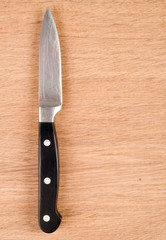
<box><xmin>39</xmin><ymin>7</ymin><xmax>62</xmax><ymax>233</ymax></box>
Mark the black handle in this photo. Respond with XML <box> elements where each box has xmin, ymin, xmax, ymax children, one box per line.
<box><xmin>39</xmin><ymin>122</ymin><xmax>61</xmax><ymax>233</ymax></box>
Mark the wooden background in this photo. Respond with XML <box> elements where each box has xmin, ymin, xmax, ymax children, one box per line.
<box><xmin>0</xmin><ymin>0</ymin><xmax>166</xmax><ymax>239</ymax></box>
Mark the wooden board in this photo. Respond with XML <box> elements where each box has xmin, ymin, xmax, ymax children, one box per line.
<box><xmin>0</xmin><ymin>0</ymin><xmax>166</xmax><ymax>239</ymax></box>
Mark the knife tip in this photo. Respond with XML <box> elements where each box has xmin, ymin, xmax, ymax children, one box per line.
<box><xmin>44</xmin><ymin>6</ymin><xmax>51</xmax><ymax>17</ymax></box>
<box><xmin>44</xmin><ymin>7</ymin><xmax>55</xmax><ymax>23</ymax></box>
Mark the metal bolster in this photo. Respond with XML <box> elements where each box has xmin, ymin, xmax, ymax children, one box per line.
<box><xmin>39</xmin><ymin>106</ymin><xmax>62</xmax><ymax>122</ymax></box>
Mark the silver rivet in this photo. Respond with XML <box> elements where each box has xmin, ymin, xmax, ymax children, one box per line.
<box><xmin>44</xmin><ymin>177</ymin><xmax>51</xmax><ymax>184</ymax></box>
<box><xmin>44</xmin><ymin>139</ymin><xmax>51</xmax><ymax>146</ymax></box>
<box><xmin>43</xmin><ymin>215</ymin><xmax>50</xmax><ymax>222</ymax></box>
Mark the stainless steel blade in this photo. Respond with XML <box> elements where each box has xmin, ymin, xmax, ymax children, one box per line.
<box><xmin>39</xmin><ymin>8</ymin><xmax>62</xmax><ymax>122</ymax></box>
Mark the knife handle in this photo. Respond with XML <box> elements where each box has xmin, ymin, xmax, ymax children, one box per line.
<box><xmin>39</xmin><ymin>122</ymin><xmax>61</xmax><ymax>233</ymax></box>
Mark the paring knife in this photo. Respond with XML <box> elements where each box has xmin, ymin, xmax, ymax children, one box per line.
<box><xmin>39</xmin><ymin>8</ymin><xmax>62</xmax><ymax>233</ymax></box>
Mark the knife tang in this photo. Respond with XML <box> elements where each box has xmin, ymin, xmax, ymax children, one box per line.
<box><xmin>39</xmin><ymin>122</ymin><xmax>61</xmax><ymax>233</ymax></box>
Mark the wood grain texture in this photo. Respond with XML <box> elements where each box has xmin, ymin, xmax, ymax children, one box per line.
<box><xmin>0</xmin><ymin>0</ymin><xmax>166</xmax><ymax>239</ymax></box>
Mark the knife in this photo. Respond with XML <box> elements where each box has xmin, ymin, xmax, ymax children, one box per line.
<box><xmin>39</xmin><ymin>7</ymin><xmax>62</xmax><ymax>233</ymax></box>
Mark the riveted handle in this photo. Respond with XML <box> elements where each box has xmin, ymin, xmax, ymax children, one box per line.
<box><xmin>39</xmin><ymin>122</ymin><xmax>61</xmax><ymax>233</ymax></box>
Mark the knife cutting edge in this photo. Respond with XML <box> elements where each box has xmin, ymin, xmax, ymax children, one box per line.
<box><xmin>39</xmin><ymin>7</ymin><xmax>62</xmax><ymax>233</ymax></box>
